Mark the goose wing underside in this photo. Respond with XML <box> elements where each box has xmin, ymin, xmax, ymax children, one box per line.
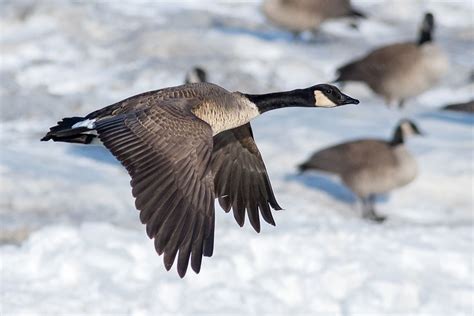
<box><xmin>211</xmin><ymin>123</ymin><xmax>282</xmax><ymax>233</ymax></box>
<box><xmin>95</xmin><ymin>100</ymin><xmax>215</xmax><ymax>278</ymax></box>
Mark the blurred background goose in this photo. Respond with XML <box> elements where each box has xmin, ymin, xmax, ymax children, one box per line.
<box><xmin>299</xmin><ymin>119</ymin><xmax>422</xmax><ymax>222</ymax></box>
<box><xmin>185</xmin><ymin>66</ymin><xmax>208</xmax><ymax>84</ymax></box>
<box><xmin>335</xmin><ymin>12</ymin><xmax>449</xmax><ymax>108</ymax></box>
<box><xmin>42</xmin><ymin>82</ymin><xmax>358</xmax><ymax>277</ymax></box>
<box><xmin>262</xmin><ymin>0</ymin><xmax>365</xmax><ymax>38</ymax></box>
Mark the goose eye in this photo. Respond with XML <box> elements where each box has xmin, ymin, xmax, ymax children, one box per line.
<box><xmin>326</xmin><ymin>89</ymin><xmax>332</xmax><ymax>94</ymax></box>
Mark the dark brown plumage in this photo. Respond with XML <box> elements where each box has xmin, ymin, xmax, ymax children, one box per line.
<box><xmin>212</xmin><ymin>123</ymin><xmax>282</xmax><ymax>233</ymax></box>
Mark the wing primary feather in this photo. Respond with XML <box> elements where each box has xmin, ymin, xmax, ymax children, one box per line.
<box><xmin>95</xmin><ymin>103</ymin><xmax>215</xmax><ymax>277</ymax></box>
<box><xmin>190</xmin><ymin>215</ymin><xmax>205</xmax><ymax>274</ymax></box>
<box><xmin>203</xmin><ymin>212</ymin><xmax>215</xmax><ymax>257</ymax></box>
<box><xmin>177</xmin><ymin>215</ymin><xmax>197</xmax><ymax>278</ymax></box>
<box><xmin>155</xmin><ymin>198</ymin><xmax>188</xmax><ymax>255</ymax></box>
<box><xmin>218</xmin><ymin>196</ymin><xmax>232</xmax><ymax>212</ymax></box>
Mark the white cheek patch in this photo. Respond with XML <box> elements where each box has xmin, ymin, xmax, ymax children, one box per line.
<box><xmin>401</xmin><ymin>122</ymin><xmax>416</xmax><ymax>137</ymax></box>
<box><xmin>314</xmin><ymin>91</ymin><xmax>337</xmax><ymax>107</ymax></box>
<box><xmin>186</xmin><ymin>71</ymin><xmax>201</xmax><ymax>84</ymax></box>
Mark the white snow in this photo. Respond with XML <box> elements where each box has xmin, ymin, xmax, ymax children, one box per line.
<box><xmin>1</xmin><ymin>0</ymin><xmax>473</xmax><ymax>315</ymax></box>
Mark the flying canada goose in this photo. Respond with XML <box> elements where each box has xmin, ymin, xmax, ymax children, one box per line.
<box><xmin>42</xmin><ymin>82</ymin><xmax>359</xmax><ymax>277</ymax></box>
<box><xmin>299</xmin><ymin>119</ymin><xmax>422</xmax><ymax>222</ymax></box>
<box><xmin>262</xmin><ymin>0</ymin><xmax>365</xmax><ymax>38</ymax></box>
<box><xmin>336</xmin><ymin>13</ymin><xmax>449</xmax><ymax>108</ymax></box>
<box><xmin>185</xmin><ymin>67</ymin><xmax>207</xmax><ymax>84</ymax></box>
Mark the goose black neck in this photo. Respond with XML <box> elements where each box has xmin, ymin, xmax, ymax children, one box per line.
<box><xmin>390</xmin><ymin>127</ymin><xmax>405</xmax><ymax>146</ymax></box>
<box><xmin>418</xmin><ymin>28</ymin><xmax>433</xmax><ymax>45</ymax></box>
<box><xmin>244</xmin><ymin>89</ymin><xmax>313</xmax><ymax>114</ymax></box>
<box><xmin>418</xmin><ymin>14</ymin><xmax>434</xmax><ymax>46</ymax></box>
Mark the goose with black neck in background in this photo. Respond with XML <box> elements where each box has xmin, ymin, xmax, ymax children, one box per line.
<box><xmin>335</xmin><ymin>13</ymin><xmax>449</xmax><ymax>108</ymax></box>
<box><xmin>299</xmin><ymin>119</ymin><xmax>422</xmax><ymax>222</ymax></box>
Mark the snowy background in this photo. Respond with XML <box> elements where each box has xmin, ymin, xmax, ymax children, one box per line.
<box><xmin>1</xmin><ymin>0</ymin><xmax>473</xmax><ymax>315</ymax></box>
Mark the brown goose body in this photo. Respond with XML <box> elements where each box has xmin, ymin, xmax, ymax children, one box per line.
<box><xmin>42</xmin><ymin>82</ymin><xmax>359</xmax><ymax>277</ymax></box>
<box><xmin>337</xmin><ymin>42</ymin><xmax>448</xmax><ymax>106</ymax></box>
<box><xmin>336</xmin><ymin>13</ymin><xmax>449</xmax><ymax>107</ymax></box>
<box><xmin>301</xmin><ymin>139</ymin><xmax>417</xmax><ymax>197</ymax></box>
<box><xmin>262</xmin><ymin>0</ymin><xmax>364</xmax><ymax>34</ymax></box>
<box><xmin>85</xmin><ymin>83</ymin><xmax>259</xmax><ymax>136</ymax></box>
<box><xmin>299</xmin><ymin>120</ymin><xmax>421</xmax><ymax>221</ymax></box>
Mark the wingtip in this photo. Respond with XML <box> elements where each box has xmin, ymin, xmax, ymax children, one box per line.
<box><xmin>234</xmin><ymin>213</ymin><xmax>245</xmax><ymax>227</ymax></box>
<box><xmin>270</xmin><ymin>199</ymin><xmax>284</xmax><ymax>211</ymax></box>
<box><xmin>191</xmin><ymin>262</ymin><xmax>202</xmax><ymax>275</ymax></box>
<box><xmin>274</xmin><ymin>204</ymin><xmax>283</xmax><ymax>211</ymax></box>
<box><xmin>252</xmin><ymin>224</ymin><xmax>261</xmax><ymax>233</ymax></box>
<box><xmin>177</xmin><ymin>267</ymin><xmax>187</xmax><ymax>278</ymax></box>
<box><xmin>164</xmin><ymin>259</ymin><xmax>173</xmax><ymax>271</ymax></box>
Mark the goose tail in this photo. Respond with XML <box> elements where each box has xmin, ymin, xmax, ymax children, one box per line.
<box><xmin>41</xmin><ymin>117</ymin><xmax>97</xmax><ymax>144</ymax></box>
<box><xmin>349</xmin><ymin>8</ymin><xmax>366</xmax><ymax>19</ymax></box>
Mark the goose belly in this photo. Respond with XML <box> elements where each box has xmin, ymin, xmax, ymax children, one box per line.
<box><xmin>382</xmin><ymin>45</ymin><xmax>449</xmax><ymax>101</ymax></box>
<box><xmin>343</xmin><ymin>149</ymin><xmax>418</xmax><ymax>197</ymax></box>
<box><xmin>192</xmin><ymin>100</ymin><xmax>260</xmax><ymax>136</ymax></box>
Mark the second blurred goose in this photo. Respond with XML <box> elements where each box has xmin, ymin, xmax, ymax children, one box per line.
<box><xmin>336</xmin><ymin>13</ymin><xmax>449</xmax><ymax>108</ymax></box>
<box><xmin>299</xmin><ymin>120</ymin><xmax>422</xmax><ymax>222</ymax></box>
<box><xmin>262</xmin><ymin>0</ymin><xmax>365</xmax><ymax>38</ymax></box>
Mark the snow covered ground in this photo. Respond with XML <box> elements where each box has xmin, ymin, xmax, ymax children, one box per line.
<box><xmin>1</xmin><ymin>0</ymin><xmax>473</xmax><ymax>315</ymax></box>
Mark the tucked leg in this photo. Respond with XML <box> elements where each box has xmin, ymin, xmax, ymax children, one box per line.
<box><xmin>398</xmin><ymin>99</ymin><xmax>406</xmax><ymax>109</ymax></box>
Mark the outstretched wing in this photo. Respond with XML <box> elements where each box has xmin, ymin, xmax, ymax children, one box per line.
<box><xmin>95</xmin><ymin>100</ymin><xmax>215</xmax><ymax>278</ymax></box>
<box><xmin>211</xmin><ymin>123</ymin><xmax>282</xmax><ymax>233</ymax></box>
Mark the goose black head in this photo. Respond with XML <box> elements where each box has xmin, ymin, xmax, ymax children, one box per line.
<box><xmin>185</xmin><ymin>67</ymin><xmax>208</xmax><ymax>84</ymax></box>
<box><xmin>312</xmin><ymin>84</ymin><xmax>360</xmax><ymax>108</ymax></box>
<box><xmin>418</xmin><ymin>12</ymin><xmax>435</xmax><ymax>45</ymax></box>
<box><xmin>244</xmin><ymin>84</ymin><xmax>359</xmax><ymax>114</ymax></box>
<box><xmin>400</xmin><ymin>119</ymin><xmax>423</xmax><ymax>136</ymax></box>
<box><xmin>391</xmin><ymin>119</ymin><xmax>423</xmax><ymax>145</ymax></box>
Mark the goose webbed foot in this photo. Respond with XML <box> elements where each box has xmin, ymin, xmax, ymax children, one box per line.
<box><xmin>363</xmin><ymin>210</ymin><xmax>387</xmax><ymax>223</ymax></box>
<box><xmin>361</xmin><ymin>195</ymin><xmax>387</xmax><ymax>223</ymax></box>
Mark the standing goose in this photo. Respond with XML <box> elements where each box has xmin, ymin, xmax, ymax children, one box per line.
<box><xmin>262</xmin><ymin>0</ymin><xmax>365</xmax><ymax>38</ymax></box>
<box><xmin>299</xmin><ymin>119</ymin><xmax>422</xmax><ymax>222</ymax></box>
<box><xmin>336</xmin><ymin>13</ymin><xmax>449</xmax><ymax>108</ymax></box>
<box><xmin>42</xmin><ymin>82</ymin><xmax>359</xmax><ymax>277</ymax></box>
